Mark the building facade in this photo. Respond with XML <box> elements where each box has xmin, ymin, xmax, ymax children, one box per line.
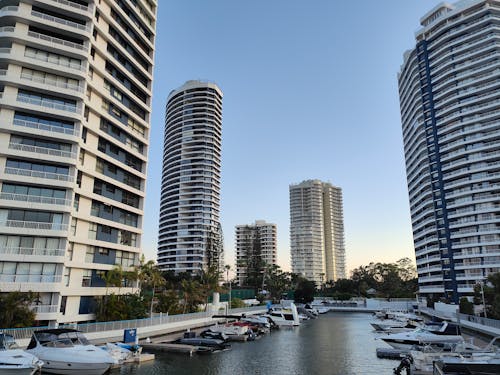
<box><xmin>235</xmin><ymin>220</ymin><xmax>277</xmax><ymax>286</ymax></box>
<box><xmin>289</xmin><ymin>180</ymin><xmax>346</xmax><ymax>285</ymax></box>
<box><xmin>399</xmin><ymin>0</ymin><xmax>500</xmax><ymax>303</ymax></box>
<box><xmin>157</xmin><ymin>80</ymin><xmax>223</xmax><ymax>274</ymax></box>
<box><xmin>0</xmin><ymin>0</ymin><xmax>156</xmax><ymax>324</ymax></box>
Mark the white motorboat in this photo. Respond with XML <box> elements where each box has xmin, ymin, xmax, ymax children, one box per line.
<box><xmin>412</xmin><ymin>335</ymin><xmax>500</xmax><ymax>374</ymax></box>
<box><xmin>209</xmin><ymin>322</ymin><xmax>249</xmax><ymax>336</ymax></box>
<box><xmin>379</xmin><ymin>322</ymin><xmax>464</xmax><ymax>350</ymax></box>
<box><xmin>25</xmin><ymin>329</ymin><xmax>115</xmax><ymax>375</ymax></box>
<box><xmin>264</xmin><ymin>303</ymin><xmax>300</xmax><ymax>327</ymax></box>
<box><xmin>0</xmin><ymin>333</ymin><xmax>42</xmax><ymax>375</ymax></box>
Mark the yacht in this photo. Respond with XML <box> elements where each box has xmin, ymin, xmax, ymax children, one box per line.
<box><xmin>0</xmin><ymin>333</ymin><xmax>42</xmax><ymax>375</ymax></box>
<box><xmin>25</xmin><ymin>329</ymin><xmax>115</xmax><ymax>375</ymax></box>
<box><xmin>263</xmin><ymin>303</ymin><xmax>300</xmax><ymax>327</ymax></box>
<box><xmin>379</xmin><ymin>322</ymin><xmax>464</xmax><ymax>350</ymax></box>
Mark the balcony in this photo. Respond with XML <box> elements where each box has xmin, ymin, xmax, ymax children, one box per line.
<box><xmin>0</xmin><ymin>247</ymin><xmax>65</xmax><ymax>257</ymax></box>
<box><xmin>0</xmin><ymin>192</ymin><xmax>72</xmax><ymax>206</ymax></box>
<box><xmin>30</xmin><ymin>304</ymin><xmax>59</xmax><ymax>314</ymax></box>
<box><xmin>9</xmin><ymin>142</ymin><xmax>76</xmax><ymax>159</ymax></box>
<box><xmin>20</xmin><ymin>72</ymin><xmax>84</xmax><ymax>93</ymax></box>
<box><xmin>0</xmin><ymin>274</ymin><xmax>62</xmax><ymax>283</ymax></box>
<box><xmin>4</xmin><ymin>167</ymin><xmax>74</xmax><ymax>182</ymax></box>
<box><xmin>47</xmin><ymin>0</ymin><xmax>92</xmax><ymax>13</ymax></box>
<box><xmin>1</xmin><ymin>220</ymin><xmax>68</xmax><ymax>231</ymax></box>
<box><xmin>27</xmin><ymin>30</ymin><xmax>88</xmax><ymax>52</ymax></box>
<box><xmin>31</xmin><ymin>10</ymin><xmax>90</xmax><ymax>33</ymax></box>
<box><xmin>13</xmin><ymin>118</ymin><xmax>79</xmax><ymax>137</ymax></box>
<box><xmin>17</xmin><ymin>95</ymin><xmax>80</xmax><ymax>114</ymax></box>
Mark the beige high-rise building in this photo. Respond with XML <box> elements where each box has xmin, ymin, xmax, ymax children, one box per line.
<box><xmin>289</xmin><ymin>180</ymin><xmax>346</xmax><ymax>285</ymax></box>
<box><xmin>0</xmin><ymin>0</ymin><xmax>156</xmax><ymax>324</ymax></box>
<box><xmin>235</xmin><ymin>220</ymin><xmax>277</xmax><ymax>286</ymax></box>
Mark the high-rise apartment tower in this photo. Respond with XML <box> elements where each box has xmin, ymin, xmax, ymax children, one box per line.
<box><xmin>0</xmin><ymin>0</ymin><xmax>156</xmax><ymax>324</ymax></box>
<box><xmin>158</xmin><ymin>80</ymin><xmax>223</xmax><ymax>274</ymax></box>
<box><xmin>289</xmin><ymin>180</ymin><xmax>346</xmax><ymax>285</ymax></box>
<box><xmin>399</xmin><ymin>0</ymin><xmax>500</xmax><ymax>303</ymax></box>
<box><xmin>235</xmin><ymin>220</ymin><xmax>277</xmax><ymax>286</ymax></box>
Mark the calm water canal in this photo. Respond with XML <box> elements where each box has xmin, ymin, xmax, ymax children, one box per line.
<box><xmin>113</xmin><ymin>312</ymin><xmax>396</xmax><ymax>375</ymax></box>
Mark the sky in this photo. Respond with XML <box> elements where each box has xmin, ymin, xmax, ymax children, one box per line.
<box><xmin>142</xmin><ymin>0</ymin><xmax>445</xmax><ymax>274</ymax></box>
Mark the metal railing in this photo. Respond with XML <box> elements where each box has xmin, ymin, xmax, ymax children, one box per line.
<box><xmin>4</xmin><ymin>167</ymin><xmax>74</xmax><ymax>182</ymax></box>
<box><xmin>457</xmin><ymin>313</ymin><xmax>500</xmax><ymax>330</ymax></box>
<box><xmin>30</xmin><ymin>305</ymin><xmax>59</xmax><ymax>314</ymax></box>
<box><xmin>0</xmin><ymin>306</ymin><xmax>266</xmax><ymax>340</ymax></box>
<box><xmin>9</xmin><ymin>142</ymin><xmax>76</xmax><ymax>159</ymax></box>
<box><xmin>13</xmin><ymin>118</ymin><xmax>79</xmax><ymax>137</ymax></box>
<box><xmin>49</xmin><ymin>0</ymin><xmax>91</xmax><ymax>12</ymax></box>
<box><xmin>0</xmin><ymin>26</ymin><xmax>15</xmax><ymax>32</ymax></box>
<box><xmin>0</xmin><ymin>192</ymin><xmax>72</xmax><ymax>206</ymax></box>
<box><xmin>31</xmin><ymin>10</ymin><xmax>90</xmax><ymax>32</ymax></box>
<box><xmin>1</xmin><ymin>220</ymin><xmax>68</xmax><ymax>231</ymax></box>
<box><xmin>27</xmin><ymin>30</ymin><xmax>88</xmax><ymax>52</ymax></box>
<box><xmin>20</xmin><ymin>72</ymin><xmax>83</xmax><ymax>93</ymax></box>
<box><xmin>17</xmin><ymin>95</ymin><xmax>80</xmax><ymax>113</ymax></box>
<box><xmin>0</xmin><ymin>275</ymin><xmax>62</xmax><ymax>283</ymax></box>
<box><xmin>0</xmin><ymin>247</ymin><xmax>65</xmax><ymax>257</ymax></box>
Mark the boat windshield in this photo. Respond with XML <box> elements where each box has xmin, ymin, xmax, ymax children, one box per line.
<box><xmin>0</xmin><ymin>333</ymin><xmax>17</xmax><ymax>350</ymax></box>
<box><xmin>35</xmin><ymin>331</ymin><xmax>90</xmax><ymax>347</ymax></box>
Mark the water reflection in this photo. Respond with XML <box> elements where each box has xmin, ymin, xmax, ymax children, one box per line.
<box><xmin>113</xmin><ymin>313</ymin><xmax>395</xmax><ymax>375</ymax></box>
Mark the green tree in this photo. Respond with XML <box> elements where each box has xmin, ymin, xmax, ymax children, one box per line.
<box><xmin>156</xmin><ymin>289</ymin><xmax>182</xmax><ymax>315</ymax></box>
<box><xmin>459</xmin><ymin>297</ymin><xmax>474</xmax><ymax>315</ymax></box>
<box><xmin>0</xmin><ymin>292</ymin><xmax>36</xmax><ymax>328</ymax></box>
<box><xmin>485</xmin><ymin>273</ymin><xmax>500</xmax><ymax>319</ymax></box>
<box><xmin>294</xmin><ymin>278</ymin><xmax>316</xmax><ymax>304</ymax></box>
<box><xmin>230</xmin><ymin>298</ymin><xmax>246</xmax><ymax>308</ymax></box>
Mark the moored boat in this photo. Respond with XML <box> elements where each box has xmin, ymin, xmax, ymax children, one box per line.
<box><xmin>0</xmin><ymin>333</ymin><xmax>42</xmax><ymax>375</ymax></box>
<box><xmin>25</xmin><ymin>329</ymin><xmax>115</xmax><ymax>375</ymax></box>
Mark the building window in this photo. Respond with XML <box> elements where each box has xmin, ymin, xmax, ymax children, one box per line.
<box><xmin>82</xmin><ymin>269</ymin><xmax>92</xmax><ymax>287</ymax></box>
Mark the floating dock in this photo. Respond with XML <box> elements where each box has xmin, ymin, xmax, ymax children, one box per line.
<box><xmin>141</xmin><ymin>342</ymin><xmax>213</xmax><ymax>356</ymax></box>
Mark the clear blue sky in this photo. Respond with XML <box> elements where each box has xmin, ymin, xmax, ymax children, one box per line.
<box><xmin>142</xmin><ymin>0</ymin><xmax>444</xmax><ymax>274</ymax></box>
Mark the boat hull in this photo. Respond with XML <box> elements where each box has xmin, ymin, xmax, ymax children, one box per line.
<box><xmin>38</xmin><ymin>360</ymin><xmax>111</xmax><ymax>375</ymax></box>
<box><xmin>0</xmin><ymin>367</ymin><xmax>39</xmax><ymax>375</ymax></box>
<box><xmin>439</xmin><ymin>362</ymin><xmax>500</xmax><ymax>375</ymax></box>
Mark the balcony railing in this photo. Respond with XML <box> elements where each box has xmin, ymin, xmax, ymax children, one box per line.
<box><xmin>9</xmin><ymin>142</ymin><xmax>76</xmax><ymax>159</ymax></box>
<box><xmin>0</xmin><ymin>275</ymin><xmax>62</xmax><ymax>283</ymax></box>
<box><xmin>17</xmin><ymin>95</ymin><xmax>80</xmax><ymax>113</ymax></box>
<box><xmin>0</xmin><ymin>192</ymin><xmax>72</xmax><ymax>206</ymax></box>
<box><xmin>0</xmin><ymin>26</ymin><xmax>15</xmax><ymax>33</ymax></box>
<box><xmin>30</xmin><ymin>304</ymin><xmax>59</xmax><ymax>314</ymax></box>
<box><xmin>13</xmin><ymin>118</ymin><xmax>79</xmax><ymax>137</ymax></box>
<box><xmin>0</xmin><ymin>247</ymin><xmax>65</xmax><ymax>257</ymax></box>
<box><xmin>20</xmin><ymin>72</ymin><xmax>84</xmax><ymax>93</ymax></box>
<box><xmin>4</xmin><ymin>167</ymin><xmax>74</xmax><ymax>182</ymax></box>
<box><xmin>27</xmin><ymin>30</ymin><xmax>88</xmax><ymax>52</ymax></box>
<box><xmin>49</xmin><ymin>0</ymin><xmax>91</xmax><ymax>12</ymax></box>
<box><xmin>1</xmin><ymin>220</ymin><xmax>68</xmax><ymax>231</ymax></box>
<box><xmin>31</xmin><ymin>10</ymin><xmax>90</xmax><ymax>32</ymax></box>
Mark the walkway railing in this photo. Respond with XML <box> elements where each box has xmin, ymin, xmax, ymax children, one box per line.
<box><xmin>0</xmin><ymin>305</ymin><xmax>266</xmax><ymax>341</ymax></box>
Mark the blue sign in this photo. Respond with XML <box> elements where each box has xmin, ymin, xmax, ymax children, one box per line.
<box><xmin>123</xmin><ymin>328</ymin><xmax>137</xmax><ymax>343</ymax></box>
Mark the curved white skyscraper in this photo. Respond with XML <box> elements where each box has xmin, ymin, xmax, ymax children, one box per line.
<box><xmin>399</xmin><ymin>0</ymin><xmax>500</xmax><ymax>303</ymax></box>
<box><xmin>158</xmin><ymin>80</ymin><xmax>223</xmax><ymax>273</ymax></box>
